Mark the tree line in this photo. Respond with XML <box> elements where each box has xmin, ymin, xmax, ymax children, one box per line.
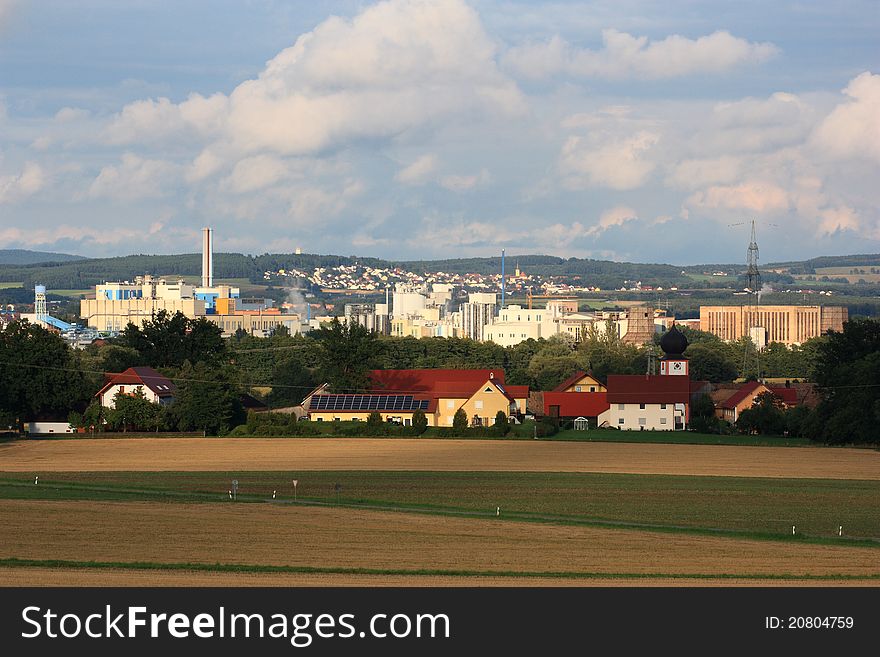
<box><xmin>1</xmin><ymin>313</ymin><xmax>877</xmax><ymax>443</ymax></box>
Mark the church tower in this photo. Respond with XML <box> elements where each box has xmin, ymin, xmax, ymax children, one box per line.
<box><xmin>659</xmin><ymin>324</ymin><xmax>689</xmax><ymax>376</ymax></box>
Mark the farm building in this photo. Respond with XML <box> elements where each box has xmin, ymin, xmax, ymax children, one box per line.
<box><xmin>304</xmin><ymin>369</ymin><xmax>528</xmax><ymax>428</ymax></box>
<box><xmin>711</xmin><ymin>380</ymin><xmax>802</xmax><ymax>423</ymax></box>
<box><xmin>96</xmin><ymin>366</ymin><xmax>176</xmax><ymax>409</ymax></box>
<box><xmin>25</xmin><ymin>420</ymin><xmax>75</xmax><ymax>435</ymax></box>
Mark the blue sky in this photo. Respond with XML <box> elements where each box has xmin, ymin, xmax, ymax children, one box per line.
<box><xmin>0</xmin><ymin>0</ymin><xmax>878</xmax><ymax>264</ymax></box>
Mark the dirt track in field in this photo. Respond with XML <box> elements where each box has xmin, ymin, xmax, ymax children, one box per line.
<box><xmin>2</xmin><ymin>501</ymin><xmax>877</xmax><ymax>579</ymax></box>
<box><xmin>2</xmin><ymin>568</ymin><xmax>875</xmax><ymax>587</ymax></box>
<box><xmin>1</xmin><ymin>438</ymin><xmax>877</xmax><ymax>479</ymax></box>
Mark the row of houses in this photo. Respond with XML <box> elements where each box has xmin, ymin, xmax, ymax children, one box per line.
<box><xmin>25</xmin><ymin>326</ymin><xmax>813</xmax><ymax>434</ymax></box>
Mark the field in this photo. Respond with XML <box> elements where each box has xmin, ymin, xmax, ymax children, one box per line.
<box><xmin>1</xmin><ymin>501</ymin><xmax>877</xmax><ymax>583</ymax></box>
<box><xmin>2</xmin><ymin>438</ymin><xmax>877</xmax><ymax>479</ymax></box>
<box><xmin>1</xmin><ymin>438</ymin><xmax>877</xmax><ymax>586</ymax></box>
<box><xmin>2</xmin><ymin>470</ymin><xmax>878</xmax><ymax>538</ymax></box>
<box><xmin>0</xmin><ymin>282</ymin><xmax>23</xmax><ymax>289</ymax></box>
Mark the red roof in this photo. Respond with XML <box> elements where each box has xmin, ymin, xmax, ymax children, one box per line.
<box><xmin>96</xmin><ymin>366</ymin><xmax>175</xmax><ymax>399</ymax></box>
<box><xmin>503</xmin><ymin>385</ymin><xmax>530</xmax><ymax>400</ymax></box>
<box><xmin>768</xmin><ymin>386</ymin><xmax>799</xmax><ymax>405</ymax></box>
<box><xmin>606</xmin><ymin>375</ymin><xmax>692</xmax><ymax>404</ymax></box>
<box><xmin>544</xmin><ymin>392</ymin><xmax>609</xmax><ymax>418</ymax></box>
<box><xmin>369</xmin><ymin>369</ymin><xmax>505</xmax><ymax>397</ymax></box>
<box><xmin>717</xmin><ymin>381</ymin><xmax>800</xmax><ymax>409</ymax></box>
<box><xmin>552</xmin><ymin>371</ymin><xmax>588</xmax><ymax>392</ymax></box>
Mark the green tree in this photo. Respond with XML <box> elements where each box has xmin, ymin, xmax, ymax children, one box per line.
<box><xmin>809</xmin><ymin>318</ymin><xmax>880</xmax><ymax>444</ymax></box>
<box><xmin>169</xmin><ymin>362</ymin><xmax>245</xmax><ymax>435</ymax></box>
<box><xmin>686</xmin><ymin>343</ymin><xmax>738</xmax><ymax>382</ymax></box>
<box><xmin>411</xmin><ymin>409</ymin><xmax>428</xmax><ymax>435</ymax></box>
<box><xmin>0</xmin><ymin>320</ymin><xmax>98</xmax><ymax>423</ymax></box>
<box><xmin>313</xmin><ymin>317</ymin><xmax>380</xmax><ymax>392</ymax></box>
<box><xmin>688</xmin><ymin>393</ymin><xmax>721</xmax><ymax>434</ymax></box>
<box><xmin>736</xmin><ymin>392</ymin><xmax>786</xmax><ymax>436</ymax></box>
<box><xmin>267</xmin><ymin>358</ymin><xmax>315</xmax><ymax>408</ymax></box>
<box><xmin>365</xmin><ymin>411</ymin><xmax>385</xmax><ymax>435</ymax></box>
<box><xmin>106</xmin><ymin>389</ymin><xmax>161</xmax><ymax>432</ymax></box>
<box><xmin>493</xmin><ymin>410</ymin><xmax>509</xmax><ymax>437</ymax></box>
<box><xmin>118</xmin><ymin>311</ymin><xmax>225</xmax><ymax>368</ymax></box>
<box><xmin>452</xmin><ymin>408</ymin><xmax>468</xmax><ymax>433</ymax></box>
<box><xmin>527</xmin><ymin>339</ymin><xmax>579</xmax><ymax>391</ymax></box>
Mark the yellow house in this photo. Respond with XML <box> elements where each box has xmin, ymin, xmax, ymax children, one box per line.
<box><xmin>553</xmin><ymin>371</ymin><xmax>606</xmax><ymax>393</ymax></box>
<box><xmin>305</xmin><ymin>369</ymin><xmax>523</xmax><ymax>427</ymax></box>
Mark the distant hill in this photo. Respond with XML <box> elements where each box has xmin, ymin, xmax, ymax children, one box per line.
<box><xmin>0</xmin><ymin>249</ymin><xmax>86</xmax><ymax>265</ymax></box>
<box><xmin>0</xmin><ymin>250</ymin><xmax>878</xmax><ymax>294</ymax></box>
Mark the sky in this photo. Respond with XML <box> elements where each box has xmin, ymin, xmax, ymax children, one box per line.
<box><xmin>0</xmin><ymin>0</ymin><xmax>878</xmax><ymax>265</ymax></box>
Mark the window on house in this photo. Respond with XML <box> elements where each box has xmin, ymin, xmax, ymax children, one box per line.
<box><xmin>475</xmin><ymin>400</ymin><xmax>484</xmax><ymax>409</ymax></box>
<box><xmin>590</xmin><ymin>387</ymin><xmax>596</xmax><ymax>392</ymax></box>
<box><xmin>618</xmin><ymin>403</ymin><xmax>625</xmax><ymax>411</ymax></box>
<box><xmin>660</xmin><ymin>418</ymin><xmax>667</xmax><ymax>425</ymax></box>
<box><xmin>639</xmin><ymin>418</ymin><xmax>646</xmax><ymax>426</ymax></box>
<box><xmin>575</xmin><ymin>385</ymin><xmax>582</xmax><ymax>392</ymax></box>
<box><xmin>119</xmin><ymin>386</ymin><xmax>124</xmax><ymax>394</ymax></box>
<box><xmin>404</xmin><ymin>418</ymin><xmax>411</xmax><ymax>426</ymax></box>
<box><xmin>660</xmin><ymin>403</ymin><xmax>667</xmax><ymax>410</ymax></box>
<box><xmin>447</xmin><ymin>416</ymin><xmax>454</xmax><ymax>425</ymax></box>
<box><xmin>447</xmin><ymin>400</ymin><xmax>455</xmax><ymax>409</ymax></box>
<box><xmin>618</xmin><ymin>418</ymin><xmax>624</xmax><ymax>424</ymax></box>
<box><xmin>639</xmin><ymin>403</ymin><xmax>646</xmax><ymax>409</ymax></box>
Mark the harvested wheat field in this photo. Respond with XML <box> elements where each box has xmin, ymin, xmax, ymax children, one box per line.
<box><xmin>1</xmin><ymin>438</ymin><xmax>878</xmax><ymax>479</ymax></box>
<box><xmin>2</xmin><ymin>567</ymin><xmax>875</xmax><ymax>587</ymax></box>
<box><xmin>2</xmin><ymin>501</ymin><xmax>878</xmax><ymax>579</ymax></box>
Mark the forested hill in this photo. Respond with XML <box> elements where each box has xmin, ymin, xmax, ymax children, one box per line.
<box><xmin>0</xmin><ymin>250</ymin><xmax>878</xmax><ymax>291</ymax></box>
<box><xmin>0</xmin><ymin>249</ymin><xmax>86</xmax><ymax>265</ymax></box>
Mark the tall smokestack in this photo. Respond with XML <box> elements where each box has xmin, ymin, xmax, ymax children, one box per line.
<box><xmin>201</xmin><ymin>227</ymin><xmax>213</xmax><ymax>288</ymax></box>
<box><xmin>501</xmin><ymin>249</ymin><xmax>506</xmax><ymax>309</ymax></box>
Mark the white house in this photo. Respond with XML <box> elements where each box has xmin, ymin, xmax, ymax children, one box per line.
<box><xmin>96</xmin><ymin>366</ymin><xmax>176</xmax><ymax>409</ymax></box>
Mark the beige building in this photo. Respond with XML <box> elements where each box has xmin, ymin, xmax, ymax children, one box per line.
<box><xmin>699</xmin><ymin>305</ymin><xmax>847</xmax><ymax>346</ymax></box>
<box><xmin>206</xmin><ymin>312</ymin><xmax>305</xmax><ymax>338</ymax></box>
<box><xmin>81</xmin><ymin>297</ymin><xmax>205</xmax><ymax>331</ymax></box>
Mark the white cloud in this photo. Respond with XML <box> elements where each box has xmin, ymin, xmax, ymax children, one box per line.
<box><xmin>54</xmin><ymin>107</ymin><xmax>90</xmax><ymax>123</ymax></box>
<box><xmin>685</xmin><ymin>180</ymin><xmax>790</xmax><ymax>213</ymax></box>
<box><xmin>108</xmin><ymin>0</ymin><xmax>523</xmax><ymax>162</ymax></box>
<box><xmin>560</xmin><ymin>131</ymin><xmax>659</xmax><ymax>190</ymax></box>
<box><xmin>585</xmin><ymin>206</ymin><xmax>638</xmax><ymax>236</ymax></box>
<box><xmin>440</xmin><ymin>168</ymin><xmax>491</xmax><ymax>192</ymax></box>
<box><xmin>505</xmin><ymin>29</ymin><xmax>777</xmax><ymax>79</ymax></box>
<box><xmin>812</xmin><ymin>72</ymin><xmax>880</xmax><ymax>162</ymax></box>
<box><xmin>224</xmin><ymin>155</ymin><xmax>291</xmax><ymax>194</ymax></box>
<box><xmin>105</xmin><ymin>93</ymin><xmax>228</xmax><ymax>145</ymax></box>
<box><xmin>666</xmin><ymin>155</ymin><xmax>743</xmax><ymax>189</ymax></box>
<box><xmin>395</xmin><ymin>154</ymin><xmax>437</xmax><ymax>185</ymax></box>
<box><xmin>0</xmin><ymin>162</ymin><xmax>45</xmax><ymax>203</ymax></box>
<box><xmin>88</xmin><ymin>153</ymin><xmax>180</xmax><ymax>200</ymax></box>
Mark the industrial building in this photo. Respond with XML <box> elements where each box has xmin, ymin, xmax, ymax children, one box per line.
<box><xmin>699</xmin><ymin>305</ymin><xmax>847</xmax><ymax>347</ymax></box>
<box><xmin>79</xmin><ymin>227</ymin><xmax>311</xmax><ymax>337</ymax></box>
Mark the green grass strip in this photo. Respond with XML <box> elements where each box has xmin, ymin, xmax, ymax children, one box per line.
<box><xmin>2</xmin><ymin>478</ymin><xmax>877</xmax><ymax>549</ymax></box>
<box><xmin>2</xmin><ymin>557</ymin><xmax>878</xmax><ymax>581</ymax></box>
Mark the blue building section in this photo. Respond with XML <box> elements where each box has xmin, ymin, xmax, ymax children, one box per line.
<box><xmin>41</xmin><ymin>315</ymin><xmax>74</xmax><ymax>331</ymax></box>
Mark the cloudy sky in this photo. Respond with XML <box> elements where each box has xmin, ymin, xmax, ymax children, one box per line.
<box><xmin>0</xmin><ymin>0</ymin><xmax>877</xmax><ymax>264</ymax></box>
